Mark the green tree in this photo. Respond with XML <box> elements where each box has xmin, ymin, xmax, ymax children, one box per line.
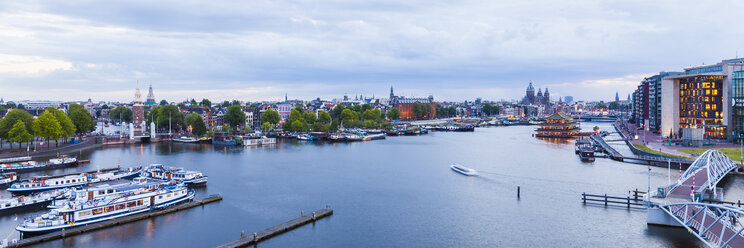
<box><xmin>361</xmin><ymin>104</ymin><xmax>372</xmax><ymax>112</ymax></box>
<box><xmin>302</xmin><ymin>111</ymin><xmax>317</xmax><ymax>124</ymax></box>
<box><xmin>293</xmin><ymin>104</ymin><xmax>305</xmax><ymax>114</ymax></box>
<box><xmin>482</xmin><ymin>103</ymin><xmax>492</xmax><ymax>116</ymax></box>
<box><xmin>261</xmin><ymin>122</ymin><xmax>272</xmax><ymax>133</ymax></box>
<box><xmin>287</xmin><ymin>109</ymin><xmax>303</xmax><ymax>125</ymax></box>
<box><xmin>109</xmin><ymin>106</ymin><xmax>133</xmax><ymax>123</ymax></box>
<box><xmin>185</xmin><ymin>113</ymin><xmax>208</xmax><ymax>136</ymax></box>
<box><xmin>200</xmin><ymin>99</ymin><xmax>212</xmax><ymax>107</ymax></box>
<box><xmin>386</xmin><ymin>108</ymin><xmax>400</xmax><ymax>120</ymax></box>
<box><xmin>329</xmin><ymin>119</ymin><xmax>340</xmax><ymax>133</ymax></box>
<box><xmin>595</xmin><ymin>102</ymin><xmax>607</xmax><ymax>109</ymax></box>
<box><xmin>412</xmin><ymin>102</ymin><xmax>423</xmax><ymax>118</ymax></box>
<box><xmin>608</xmin><ymin>101</ymin><xmax>620</xmax><ymax>110</ymax></box>
<box><xmin>362</xmin><ymin>120</ymin><xmax>377</xmax><ymax>128</ymax></box>
<box><xmin>225</xmin><ymin>105</ymin><xmax>246</xmax><ymax>128</ymax></box>
<box><xmin>177</xmin><ymin>103</ymin><xmax>186</xmax><ymax>108</ymax></box>
<box><xmin>33</xmin><ymin>111</ymin><xmax>62</xmax><ymax>149</ymax></box>
<box><xmin>156</xmin><ymin>105</ymin><xmax>184</xmax><ymax>131</ymax></box>
<box><xmin>332</xmin><ymin>105</ymin><xmax>345</xmax><ymax>119</ymax></box>
<box><xmin>8</xmin><ymin>120</ymin><xmax>33</xmax><ymax>149</ymax></box>
<box><xmin>291</xmin><ymin>120</ymin><xmax>308</xmax><ymax>132</ymax></box>
<box><xmin>311</xmin><ymin>122</ymin><xmax>328</xmax><ymax>132</ymax></box>
<box><xmin>46</xmin><ymin>107</ymin><xmax>75</xmax><ymax>144</ymax></box>
<box><xmin>190</xmin><ymin>99</ymin><xmax>198</xmax><ymax>106</ymax></box>
<box><xmin>101</xmin><ymin>104</ymin><xmax>109</xmax><ymax>109</ymax></box>
<box><xmin>318</xmin><ymin>111</ymin><xmax>331</xmax><ymax>124</ymax></box>
<box><xmin>262</xmin><ymin>109</ymin><xmax>280</xmax><ymax>125</ymax></box>
<box><xmin>341</xmin><ymin>109</ymin><xmax>356</xmax><ymax>122</ymax></box>
<box><xmin>0</xmin><ymin>109</ymin><xmax>34</xmax><ymax>148</ymax></box>
<box><xmin>68</xmin><ymin>104</ymin><xmax>95</xmax><ymax>134</ymax></box>
<box><xmin>159</xmin><ymin>100</ymin><xmax>168</xmax><ymax>106</ymax></box>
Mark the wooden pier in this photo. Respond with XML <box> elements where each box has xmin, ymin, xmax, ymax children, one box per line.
<box><xmin>7</xmin><ymin>195</ymin><xmax>223</xmax><ymax>248</ymax></box>
<box><xmin>216</xmin><ymin>208</ymin><xmax>333</xmax><ymax>248</ymax></box>
<box><xmin>582</xmin><ymin>190</ymin><xmax>646</xmax><ymax>209</ymax></box>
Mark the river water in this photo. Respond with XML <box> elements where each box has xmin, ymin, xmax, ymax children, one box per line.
<box><xmin>0</xmin><ymin>122</ymin><xmax>728</xmax><ymax>247</ymax></box>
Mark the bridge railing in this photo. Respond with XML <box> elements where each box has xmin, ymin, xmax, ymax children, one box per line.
<box><xmin>659</xmin><ymin>202</ymin><xmax>744</xmax><ymax>248</ymax></box>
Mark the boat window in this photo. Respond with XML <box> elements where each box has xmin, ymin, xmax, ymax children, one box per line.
<box><xmin>105</xmin><ymin>206</ymin><xmax>114</xmax><ymax>212</ymax></box>
<box><xmin>159</xmin><ymin>196</ymin><xmax>163</xmax><ymax>199</ymax></box>
<box><xmin>79</xmin><ymin>210</ymin><xmax>91</xmax><ymax>217</ymax></box>
<box><xmin>92</xmin><ymin>208</ymin><xmax>103</xmax><ymax>215</ymax></box>
<box><xmin>138</xmin><ymin>200</ymin><xmax>143</xmax><ymax>205</ymax></box>
<box><xmin>115</xmin><ymin>204</ymin><xmax>125</xmax><ymax>210</ymax></box>
<box><xmin>107</xmin><ymin>190</ymin><xmax>114</xmax><ymax>194</ymax></box>
<box><xmin>127</xmin><ymin>201</ymin><xmax>136</xmax><ymax>208</ymax></box>
<box><xmin>66</xmin><ymin>180</ymin><xmax>70</xmax><ymax>184</ymax></box>
<box><xmin>99</xmin><ymin>190</ymin><xmax>105</xmax><ymax>195</ymax></box>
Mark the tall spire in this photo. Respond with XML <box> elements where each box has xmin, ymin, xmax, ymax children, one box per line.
<box><xmin>390</xmin><ymin>85</ymin><xmax>394</xmax><ymax>99</ymax></box>
<box><xmin>134</xmin><ymin>82</ymin><xmax>142</xmax><ymax>104</ymax></box>
<box><xmin>285</xmin><ymin>93</ymin><xmax>288</xmax><ymax>102</ymax></box>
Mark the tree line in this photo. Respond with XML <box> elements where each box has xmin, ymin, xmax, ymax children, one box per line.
<box><xmin>0</xmin><ymin>105</ymin><xmax>95</xmax><ymax>149</ymax></box>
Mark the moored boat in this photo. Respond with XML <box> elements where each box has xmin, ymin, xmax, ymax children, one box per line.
<box><xmin>0</xmin><ymin>172</ymin><xmax>18</xmax><ymax>188</ymax></box>
<box><xmin>450</xmin><ymin>164</ymin><xmax>478</xmax><ymax>176</ymax></box>
<box><xmin>141</xmin><ymin>164</ymin><xmax>208</xmax><ymax>187</ymax></box>
<box><xmin>0</xmin><ymin>156</ymin><xmax>79</xmax><ymax>173</ymax></box>
<box><xmin>362</xmin><ymin>133</ymin><xmax>386</xmax><ymax>141</ymax></box>
<box><xmin>0</xmin><ymin>189</ymin><xmax>68</xmax><ymax>216</ymax></box>
<box><xmin>16</xmin><ymin>183</ymin><xmax>193</xmax><ymax>236</ymax></box>
<box><xmin>8</xmin><ymin>167</ymin><xmax>143</xmax><ymax>194</ymax></box>
<box><xmin>328</xmin><ymin>133</ymin><xmax>347</xmax><ymax>142</ymax></box>
<box><xmin>173</xmin><ymin>136</ymin><xmax>199</xmax><ymax>143</ymax></box>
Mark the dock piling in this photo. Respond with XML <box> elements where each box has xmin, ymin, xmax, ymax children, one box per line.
<box><xmin>517</xmin><ymin>186</ymin><xmax>520</xmax><ymax>198</ymax></box>
<box><xmin>604</xmin><ymin>194</ymin><xmax>608</xmax><ymax>207</ymax></box>
<box><xmin>217</xmin><ymin>209</ymin><xmax>333</xmax><ymax>248</ymax></box>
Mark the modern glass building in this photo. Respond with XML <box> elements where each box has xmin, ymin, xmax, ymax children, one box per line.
<box><xmin>733</xmin><ymin>70</ymin><xmax>744</xmax><ymax>143</ymax></box>
<box><xmin>678</xmin><ymin>75</ymin><xmax>725</xmax><ymax>139</ymax></box>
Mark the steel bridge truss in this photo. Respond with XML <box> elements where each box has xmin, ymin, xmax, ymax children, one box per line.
<box><xmin>659</xmin><ymin>203</ymin><xmax>744</xmax><ymax>248</ymax></box>
<box><xmin>674</xmin><ymin>150</ymin><xmax>738</xmax><ymax>194</ymax></box>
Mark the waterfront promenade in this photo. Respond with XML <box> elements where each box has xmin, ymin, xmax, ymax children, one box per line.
<box><xmin>0</xmin><ymin>139</ymin><xmax>101</xmax><ymax>160</ymax></box>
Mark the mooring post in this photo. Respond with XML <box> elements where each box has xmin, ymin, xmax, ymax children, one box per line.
<box><xmin>627</xmin><ymin>196</ymin><xmax>630</xmax><ymax>209</ymax></box>
<box><xmin>312</xmin><ymin>212</ymin><xmax>316</xmax><ymax>221</ymax></box>
<box><xmin>241</xmin><ymin>230</ymin><xmax>245</xmax><ymax>238</ymax></box>
<box><xmin>517</xmin><ymin>186</ymin><xmax>520</xmax><ymax>198</ymax></box>
<box><xmin>582</xmin><ymin>193</ymin><xmax>586</xmax><ymax>204</ymax></box>
<box><xmin>301</xmin><ymin>210</ymin><xmax>304</xmax><ymax>217</ymax></box>
<box><xmin>604</xmin><ymin>194</ymin><xmax>608</xmax><ymax>207</ymax></box>
<box><xmin>253</xmin><ymin>232</ymin><xmax>257</xmax><ymax>242</ymax></box>
<box><xmin>739</xmin><ymin>200</ymin><xmax>741</xmax><ymax>207</ymax></box>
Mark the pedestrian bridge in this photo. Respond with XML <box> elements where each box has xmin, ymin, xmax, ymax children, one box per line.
<box><xmin>657</xmin><ymin>150</ymin><xmax>738</xmax><ymax>200</ymax></box>
<box><xmin>648</xmin><ymin>150</ymin><xmax>744</xmax><ymax>248</ymax></box>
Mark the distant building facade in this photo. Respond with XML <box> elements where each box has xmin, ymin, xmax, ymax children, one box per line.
<box><xmin>521</xmin><ymin>82</ymin><xmax>550</xmax><ymax>105</ymax></box>
<box><xmin>388</xmin><ymin>86</ymin><xmax>435</xmax><ymax>120</ymax></box>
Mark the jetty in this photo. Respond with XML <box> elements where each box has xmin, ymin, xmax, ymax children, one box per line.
<box><xmin>6</xmin><ymin>195</ymin><xmax>223</xmax><ymax>247</ymax></box>
<box><xmin>216</xmin><ymin>208</ymin><xmax>333</xmax><ymax>248</ymax></box>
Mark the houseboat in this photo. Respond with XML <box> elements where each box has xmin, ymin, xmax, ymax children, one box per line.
<box><xmin>363</xmin><ymin>133</ymin><xmax>386</xmax><ymax>141</ymax></box>
<box><xmin>141</xmin><ymin>164</ymin><xmax>208</xmax><ymax>187</ymax></box>
<box><xmin>243</xmin><ymin>137</ymin><xmax>276</xmax><ymax>146</ymax></box>
<box><xmin>296</xmin><ymin>134</ymin><xmax>317</xmax><ymax>141</ymax></box>
<box><xmin>7</xmin><ymin>167</ymin><xmax>142</xmax><ymax>194</ymax></box>
<box><xmin>0</xmin><ymin>156</ymin><xmax>79</xmax><ymax>173</ymax></box>
<box><xmin>0</xmin><ymin>172</ymin><xmax>18</xmax><ymax>188</ymax></box>
<box><xmin>213</xmin><ymin>132</ymin><xmax>238</xmax><ymax>146</ymax></box>
<box><xmin>16</xmin><ymin>183</ymin><xmax>193</xmax><ymax>236</ymax></box>
<box><xmin>328</xmin><ymin>133</ymin><xmax>347</xmax><ymax>142</ymax></box>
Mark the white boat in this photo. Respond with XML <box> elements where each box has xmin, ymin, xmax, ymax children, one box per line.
<box><xmin>16</xmin><ymin>183</ymin><xmax>193</xmax><ymax>235</ymax></box>
<box><xmin>172</xmin><ymin>136</ymin><xmax>199</xmax><ymax>143</ymax></box>
<box><xmin>0</xmin><ymin>172</ymin><xmax>18</xmax><ymax>188</ymax></box>
<box><xmin>243</xmin><ymin>137</ymin><xmax>276</xmax><ymax>146</ymax></box>
<box><xmin>450</xmin><ymin>164</ymin><xmax>478</xmax><ymax>176</ymax></box>
<box><xmin>0</xmin><ymin>189</ymin><xmax>68</xmax><ymax>215</ymax></box>
<box><xmin>141</xmin><ymin>164</ymin><xmax>207</xmax><ymax>187</ymax></box>
<box><xmin>47</xmin><ymin>177</ymin><xmax>165</xmax><ymax>209</ymax></box>
<box><xmin>8</xmin><ymin>167</ymin><xmax>143</xmax><ymax>194</ymax></box>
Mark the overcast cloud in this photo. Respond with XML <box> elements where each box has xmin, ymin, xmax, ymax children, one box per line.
<box><xmin>0</xmin><ymin>0</ymin><xmax>742</xmax><ymax>102</ymax></box>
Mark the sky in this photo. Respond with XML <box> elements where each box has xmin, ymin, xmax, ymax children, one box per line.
<box><xmin>0</xmin><ymin>0</ymin><xmax>743</xmax><ymax>103</ymax></box>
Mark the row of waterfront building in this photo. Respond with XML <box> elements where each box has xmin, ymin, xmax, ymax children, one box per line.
<box><xmin>631</xmin><ymin>58</ymin><xmax>744</xmax><ymax>141</ymax></box>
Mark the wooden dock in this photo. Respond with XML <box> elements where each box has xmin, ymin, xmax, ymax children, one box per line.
<box><xmin>582</xmin><ymin>191</ymin><xmax>646</xmax><ymax>209</ymax></box>
<box><xmin>216</xmin><ymin>209</ymin><xmax>333</xmax><ymax>248</ymax></box>
<box><xmin>7</xmin><ymin>195</ymin><xmax>223</xmax><ymax>248</ymax></box>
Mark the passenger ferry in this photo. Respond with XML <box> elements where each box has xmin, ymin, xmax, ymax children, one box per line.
<box><xmin>47</xmin><ymin>177</ymin><xmax>164</xmax><ymax>209</ymax></box>
<box><xmin>0</xmin><ymin>156</ymin><xmax>78</xmax><ymax>173</ymax></box>
<box><xmin>141</xmin><ymin>164</ymin><xmax>207</xmax><ymax>187</ymax></box>
<box><xmin>7</xmin><ymin>167</ymin><xmax>143</xmax><ymax>194</ymax></box>
<box><xmin>172</xmin><ymin>136</ymin><xmax>199</xmax><ymax>143</ymax></box>
<box><xmin>16</xmin><ymin>183</ymin><xmax>193</xmax><ymax>236</ymax></box>
<box><xmin>0</xmin><ymin>189</ymin><xmax>68</xmax><ymax>215</ymax></box>
<box><xmin>0</xmin><ymin>172</ymin><xmax>18</xmax><ymax>188</ymax></box>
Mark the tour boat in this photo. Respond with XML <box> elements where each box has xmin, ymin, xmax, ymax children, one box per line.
<box><xmin>7</xmin><ymin>167</ymin><xmax>143</xmax><ymax>194</ymax></box>
<box><xmin>328</xmin><ymin>133</ymin><xmax>347</xmax><ymax>142</ymax></box>
<box><xmin>172</xmin><ymin>136</ymin><xmax>199</xmax><ymax>143</ymax></box>
<box><xmin>16</xmin><ymin>183</ymin><xmax>194</xmax><ymax>236</ymax></box>
<box><xmin>383</xmin><ymin>129</ymin><xmax>400</xmax><ymax>136</ymax></box>
<box><xmin>362</xmin><ymin>133</ymin><xmax>386</xmax><ymax>141</ymax></box>
<box><xmin>296</xmin><ymin>134</ymin><xmax>317</xmax><ymax>141</ymax></box>
<box><xmin>0</xmin><ymin>172</ymin><xmax>18</xmax><ymax>188</ymax></box>
<box><xmin>47</xmin><ymin>177</ymin><xmax>164</xmax><ymax>209</ymax></box>
<box><xmin>141</xmin><ymin>164</ymin><xmax>207</xmax><ymax>187</ymax></box>
<box><xmin>0</xmin><ymin>189</ymin><xmax>68</xmax><ymax>215</ymax></box>
<box><xmin>344</xmin><ymin>133</ymin><xmax>365</xmax><ymax>142</ymax></box>
<box><xmin>450</xmin><ymin>164</ymin><xmax>478</xmax><ymax>176</ymax></box>
<box><xmin>243</xmin><ymin>137</ymin><xmax>276</xmax><ymax>146</ymax></box>
<box><xmin>0</xmin><ymin>156</ymin><xmax>78</xmax><ymax>173</ymax></box>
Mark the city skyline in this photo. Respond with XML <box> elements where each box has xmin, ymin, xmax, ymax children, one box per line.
<box><xmin>1</xmin><ymin>1</ymin><xmax>742</xmax><ymax>102</ymax></box>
